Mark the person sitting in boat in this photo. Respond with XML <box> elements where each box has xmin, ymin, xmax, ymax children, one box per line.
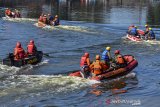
<box><xmin>90</xmin><ymin>55</ymin><xmax>109</xmax><ymax>76</ymax></box>
<box><xmin>38</xmin><ymin>13</ymin><xmax>44</xmax><ymax>22</ymax></box>
<box><xmin>129</xmin><ymin>26</ymin><xmax>138</xmax><ymax>36</ymax></box>
<box><xmin>114</xmin><ymin>50</ymin><xmax>127</xmax><ymax>68</ymax></box>
<box><xmin>14</xmin><ymin>42</ymin><xmax>26</xmax><ymax>60</ymax></box>
<box><xmin>10</xmin><ymin>11</ymin><xmax>16</xmax><ymax>18</ymax></box>
<box><xmin>145</xmin><ymin>27</ymin><xmax>155</xmax><ymax>40</ymax></box>
<box><xmin>144</xmin><ymin>24</ymin><xmax>149</xmax><ymax>35</ymax></box>
<box><xmin>42</xmin><ymin>15</ymin><xmax>49</xmax><ymax>24</ymax></box>
<box><xmin>80</xmin><ymin>52</ymin><xmax>91</xmax><ymax>78</ymax></box>
<box><xmin>101</xmin><ymin>47</ymin><xmax>112</xmax><ymax>65</ymax></box>
<box><xmin>27</xmin><ymin>40</ymin><xmax>37</xmax><ymax>56</ymax></box>
<box><xmin>14</xmin><ymin>9</ymin><xmax>21</xmax><ymax>18</ymax></box>
<box><xmin>127</xmin><ymin>25</ymin><xmax>134</xmax><ymax>33</ymax></box>
<box><xmin>5</xmin><ymin>8</ymin><xmax>12</xmax><ymax>17</ymax></box>
<box><xmin>128</xmin><ymin>25</ymin><xmax>134</xmax><ymax>32</ymax></box>
<box><xmin>48</xmin><ymin>14</ymin><xmax>54</xmax><ymax>25</ymax></box>
<box><xmin>53</xmin><ymin>15</ymin><xmax>60</xmax><ymax>26</ymax></box>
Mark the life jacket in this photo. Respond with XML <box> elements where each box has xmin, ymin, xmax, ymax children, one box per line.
<box><xmin>54</xmin><ymin>18</ymin><xmax>60</xmax><ymax>26</ymax></box>
<box><xmin>80</xmin><ymin>56</ymin><xmax>87</xmax><ymax>67</ymax></box>
<box><xmin>92</xmin><ymin>60</ymin><xmax>102</xmax><ymax>75</ymax></box>
<box><xmin>116</xmin><ymin>55</ymin><xmax>125</xmax><ymax>64</ymax></box>
<box><xmin>5</xmin><ymin>9</ymin><xmax>9</xmax><ymax>15</ymax></box>
<box><xmin>130</xmin><ymin>27</ymin><xmax>137</xmax><ymax>35</ymax></box>
<box><xmin>14</xmin><ymin>47</ymin><xmax>25</xmax><ymax>60</ymax></box>
<box><xmin>27</xmin><ymin>43</ymin><xmax>35</xmax><ymax>55</ymax></box>
<box><xmin>149</xmin><ymin>30</ymin><xmax>155</xmax><ymax>39</ymax></box>
<box><xmin>49</xmin><ymin>16</ymin><xmax>54</xmax><ymax>21</ymax></box>
<box><xmin>101</xmin><ymin>50</ymin><xmax>109</xmax><ymax>61</ymax></box>
<box><xmin>6</xmin><ymin>10</ymin><xmax>12</xmax><ymax>16</ymax></box>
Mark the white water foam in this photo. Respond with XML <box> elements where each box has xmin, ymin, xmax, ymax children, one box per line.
<box><xmin>2</xmin><ymin>17</ymin><xmax>37</xmax><ymax>22</ymax></box>
<box><xmin>106</xmin><ymin>72</ymin><xmax>136</xmax><ymax>83</ymax></box>
<box><xmin>123</xmin><ymin>35</ymin><xmax>160</xmax><ymax>45</ymax></box>
<box><xmin>0</xmin><ymin>59</ymin><xmax>49</xmax><ymax>75</ymax></box>
<box><xmin>34</xmin><ymin>23</ymin><xmax>94</xmax><ymax>33</ymax></box>
<box><xmin>0</xmin><ymin>75</ymin><xmax>93</xmax><ymax>96</ymax></box>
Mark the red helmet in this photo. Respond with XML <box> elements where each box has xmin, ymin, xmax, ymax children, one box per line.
<box><xmin>16</xmin><ymin>42</ymin><xmax>21</xmax><ymax>48</ymax></box>
<box><xmin>30</xmin><ymin>40</ymin><xmax>34</xmax><ymax>44</ymax></box>
<box><xmin>131</xmin><ymin>25</ymin><xmax>135</xmax><ymax>27</ymax></box>
<box><xmin>84</xmin><ymin>52</ymin><xmax>89</xmax><ymax>57</ymax></box>
<box><xmin>114</xmin><ymin>50</ymin><xmax>120</xmax><ymax>54</ymax></box>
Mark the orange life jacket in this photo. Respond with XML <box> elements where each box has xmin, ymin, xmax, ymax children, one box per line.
<box><xmin>14</xmin><ymin>47</ymin><xmax>25</xmax><ymax>60</ymax></box>
<box><xmin>5</xmin><ymin>9</ymin><xmax>11</xmax><ymax>16</ymax></box>
<box><xmin>27</xmin><ymin>43</ymin><xmax>35</xmax><ymax>55</ymax></box>
<box><xmin>5</xmin><ymin>10</ymin><xmax>8</xmax><ymax>15</ymax></box>
<box><xmin>92</xmin><ymin>60</ymin><xmax>102</xmax><ymax>75</ymax></box>
<box><xmin>80</xmin><ymin>56</ymin><xmax>87</xmax><ymax>67</ymax></box>
<box><xmin>116</xmin><ymin>55</ymin><xmax>125</xmax><ymax>64</ymax></box>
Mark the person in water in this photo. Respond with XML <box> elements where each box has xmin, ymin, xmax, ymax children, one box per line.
<box><xmin>27</xmin><ymin>40</ymin><xmax>37</xmax><ymax>55</ymax></box>
<box><xmin>90</xmin><ymin>55</ymin><xmax>108</xmax><ymax>76</ymax></box>
<box><xmin>53</xmin><ymin>15</ymin><xmax>60</xmax><ymax>26</ymax></box>
<box><xmin>101</xmin><ymin>47</ymin><xmax>112</xmax><ymax>65</ymax></box>
<box><xmin>80</xmin><ymin>52</ymin><xmax>91</xmax><ymax>78</ymax></box>
<box><xmin>144</xmin><ymin>24</ymin><xmax>149</xmax><ymax>35</ymax></box>
<box><xmin>145</xmin><ymin>27</ymin><xmax>155</xmax><ymax>40</ymax></box>
<box><xmin>14</xmin><ymin>42</ymin><xmax>26</xmax><ymax>60</ymax></box>
<box><xmin>113</xmin><ymin>50</ymin><xmax>127</xmax><ymax>68</ymax></box>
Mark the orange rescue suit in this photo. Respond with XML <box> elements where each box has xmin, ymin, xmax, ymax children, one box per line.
<box><xmin>14</xmin><ymin>47</ymin><xmax>26</xmax><ymax>60</ymax></box>
<box><xmin>5</xmin><ymin>9</ymin><xmax>11</xmax><ymax>16</ymax></box>
<box><xmin>115</xmin><ymin>55</ymin><xmax>125</xmax><ymax>64</ymax></box>
<box><xmin>90</xmin><ymin>60</ymin><xmax>104</xmax><ymax>75</ymax></box>
<box><xmin>27</xmin><ymin>43</ymin><xmax>36</xmax><ymax>55</ymax></box>
<box><xmin>80</xmin><ymin>56</ymin><xmax>90</xmax><ymax>67</ymax></box>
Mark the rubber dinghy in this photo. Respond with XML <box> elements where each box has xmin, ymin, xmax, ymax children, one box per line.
<box><xmin>5</xmin><ymin>15</ymin><xmax>21</xmax><ymax>19</ymax></box>
<box><xmin>126</xmin><ymin>29</ymin><xmax>145</xmax><ymax>42</ymax></box>
<box><xmin>2</xmin><ymin>51</ymin><xmax>43</xmax><ymax>67</ymax></box>
<box><xmin>69</xmin><ymin>55</ymin><xmax>138</xmax><ymax>81</ymax></box>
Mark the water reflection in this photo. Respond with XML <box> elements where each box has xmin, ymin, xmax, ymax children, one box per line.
<box><xmin>0</xmin><ymin>0</ymin><xmax>160</xmax><ymax>25</ymax></box>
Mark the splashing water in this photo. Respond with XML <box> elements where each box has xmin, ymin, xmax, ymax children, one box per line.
<box><xmin>34</xmin><ymin>23</ymin><xmax>93</xmax><ymax>33</ymax></box>
<box><xmin>2</xmin><ymin>17</ymin><xmax>37</xmax><ymax>22</ymax></box>
<box><xmin>0</xmin><ymin>59</ymin><xmax>49</xmax><ymax>76</ymax></box>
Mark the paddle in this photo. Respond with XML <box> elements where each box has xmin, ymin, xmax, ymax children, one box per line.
<box><xmin>43</xmin><ymin>53</ymin><xmax>55</xmax><ymax>58</ymax></box>
<box><xmin>43</xmin><ymin>53</ymin><xmax>50</xmax><ymax>57</ymax></box>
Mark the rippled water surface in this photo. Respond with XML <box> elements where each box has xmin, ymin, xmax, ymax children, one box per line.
<box><xmin>0</xmin><ymin>0</ymin><xmax>160</xmax><ymax>107</ymax></box>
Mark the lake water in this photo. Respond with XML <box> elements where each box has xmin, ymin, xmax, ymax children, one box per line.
<box><xmin>0</xmin><ymin>0</ymin><xmax>160</xmax><ymax>107</ymax></box>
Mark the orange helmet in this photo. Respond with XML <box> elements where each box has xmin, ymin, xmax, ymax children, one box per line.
<box><xmin>16</xmin><ymin>42</ymin><xmax>21</xmax><ymax>48</ymax></box>
<box><xmin>96</xmin><ymin>55</ymin><xmax>100</xmax><ymax>60</ymax></box>
<box><xmin>30</xmin><ymin>40</ymin><xmax>34</xmax><ymax>44</ymax></box>
<box><xmin>114</xmin><ymin>50</ymin><xmax>120</xmax><ymax>54</ymax></box>
<box><xmin>84</xmin><ymin>52</ymin><xmax>89</xmax><ymax>57</ymax></box>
